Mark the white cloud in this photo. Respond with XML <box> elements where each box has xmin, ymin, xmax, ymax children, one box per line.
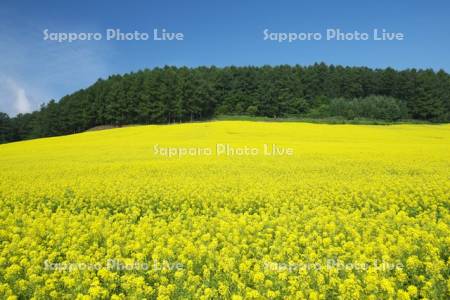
<box><xmin>0</xmin><ymin>77</ymin><xmax>32</xmax><ymax>115</ymax></box>
<box><xmin>8</xmin><ymin>79</ymin><xmax>32</xmax><ymax>114</ymax></box>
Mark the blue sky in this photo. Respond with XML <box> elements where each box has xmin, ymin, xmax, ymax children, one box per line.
<box><xmin>0</xmin><ymin>0</ymin><xmax>449</xmax><ymax>115</ymax></box>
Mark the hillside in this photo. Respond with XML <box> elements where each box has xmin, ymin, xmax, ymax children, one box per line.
<box><xmin>1</xmin><ymin>64</ymin><xmax>449</xmax><ymax>144</ymax></box>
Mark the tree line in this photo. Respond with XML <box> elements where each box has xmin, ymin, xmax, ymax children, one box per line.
<box><xmin>1</xmin><ymin>63</ymin><xmax>449</xmax><ymax>143</ymax></box>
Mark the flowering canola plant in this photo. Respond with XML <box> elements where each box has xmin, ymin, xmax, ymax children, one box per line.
<box><xmin>0</xmin><ymin>121</ymin><xmax>449</xmax><ymax>299</ymax></box>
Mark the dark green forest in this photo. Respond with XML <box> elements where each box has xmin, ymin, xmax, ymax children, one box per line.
<box><xmin>1</xmin><ymin>63</ymin><xmax>449</xmax><ymax>143</ymax></box>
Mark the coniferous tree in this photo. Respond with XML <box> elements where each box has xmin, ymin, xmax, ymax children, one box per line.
<box><xmin>1</xmin><ymin>64</ymin><xmax>449</xmax><ymax>144</ymax></box>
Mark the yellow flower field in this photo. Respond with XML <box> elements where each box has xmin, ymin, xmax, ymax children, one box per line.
<box><xmin>0</xmin><ymin>121</ymin><xmax>449</xmax><ymax>299</ymax></box>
